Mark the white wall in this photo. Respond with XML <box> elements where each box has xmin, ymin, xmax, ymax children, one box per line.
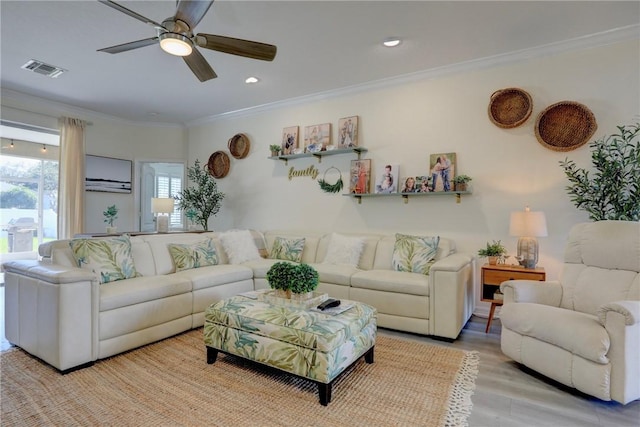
<box><xmin>1</xmin><ymin>91</ymin><xmax>187</xmax><ymax>233</ymax></box>
<box><xmin>188</xmin><ymin>39</ymin><xmax>639</xmax><ymax>314</ymax></box>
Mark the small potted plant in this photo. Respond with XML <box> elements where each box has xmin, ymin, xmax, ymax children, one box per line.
<box><xmin>269</xmin><ymin>144</ymin><xmax>281</xmax><ymax>157</ymax></box>
<box><xmin>103</xmin><ymin>204</ymin><xmax>119</xmax><ymax>234</ymax></box>
<box><xmin>266</xmin><ymin>261</ymin><xmax>319</xmax><ymax>299</ymax></box>
<box><xmin>453</xmin><ymin>175</ymin><xmax>472</xmax><ymax>191</ymax></box>
<box><xmin>477</xmin><ymin>240</ymin><xmax>507</xmax><ymax>265</ymax></box>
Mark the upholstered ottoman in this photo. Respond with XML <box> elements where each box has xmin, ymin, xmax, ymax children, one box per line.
<box><xmin>204</xmin><ymin>295</ymin><xmax>377</xmax><ymax>405</ymax></box>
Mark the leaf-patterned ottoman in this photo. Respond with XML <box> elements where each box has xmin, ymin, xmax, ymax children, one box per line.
<box><xmin>204</xmin><ymin>295</ymin><xmax>377</xmax><ymax>405</ymax></box>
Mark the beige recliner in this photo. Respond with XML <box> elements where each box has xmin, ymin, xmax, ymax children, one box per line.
<box><xmin>500</xmin><ymin>220</ymin><xmax>640</xmax><ymax>404</ymax></box>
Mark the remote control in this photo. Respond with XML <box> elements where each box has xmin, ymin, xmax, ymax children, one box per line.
<box><xmin>317</xmin><ymin>298</ymin><xmax>341</xmax><ymax>311</ymax></box>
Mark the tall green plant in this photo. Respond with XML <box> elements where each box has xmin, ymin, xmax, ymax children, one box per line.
<box><xmin>175</xmin><ymin>159</ymin><xmax>225</xmax><ymax>231</ymax></box>
<box><xmin>559</xmin><ymin>122</ymin><xmax>640</xmax><ymax>221</ymax></box>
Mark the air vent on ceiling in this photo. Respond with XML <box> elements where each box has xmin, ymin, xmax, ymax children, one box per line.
<box><xmin>21</xmin><ymin>59</ymin><xmax>67</xmax><ymax>78</ymax></box>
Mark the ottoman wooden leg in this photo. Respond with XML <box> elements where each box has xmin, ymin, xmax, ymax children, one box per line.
<box><xmin>318</xmin><ymin>382</ymin><xmax>332</xmax><ymax>406</ymax></box>
<box><xmin>365</xmin><ymin>346</ymin><xmax>375</xmax><ymax>364</ymax></box>
<box><xmin>207</xmin><ymin>347</ymin><xmax>218</xmax><ymax>364</ymax></box>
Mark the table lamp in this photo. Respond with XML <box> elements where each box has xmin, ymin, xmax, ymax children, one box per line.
<box><xmin>509</xmin><ymin>206</ymin><xmax>547</xmax><ymax>269</ymax></box>
<box><xmin>151</xmin><ymin>198</ymin><xmax>174</xmax><ymax>233</ymax></box>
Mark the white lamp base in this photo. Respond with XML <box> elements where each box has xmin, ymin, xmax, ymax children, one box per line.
<box><xmin>156</xmin><ymin>215</ymin><xmax>169</xmax><ymax>233</ymax></box>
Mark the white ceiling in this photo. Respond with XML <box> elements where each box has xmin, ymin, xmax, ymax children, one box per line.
<box><xmin>1</xmin><ymin>1</ymin><xmax>638</xmax><ymax>126</ymax></box>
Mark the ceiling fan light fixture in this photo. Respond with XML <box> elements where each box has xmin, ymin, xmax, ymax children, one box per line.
<box><xmin>245</xmin><ymin>76</ymin><xmax>259</xmax><ymax>84</ymax></box>
<box><xmin>160</xmin><ymin>33</ymin><xmax>193</xmax><ymax>56</ymax></box>
<box><xmin>383</xmin><ymin>37</ymin><xmax>402</xmax><ymax>47</ymax></box>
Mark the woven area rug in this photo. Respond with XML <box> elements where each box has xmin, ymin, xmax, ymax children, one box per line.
<box><xmin>1</xmin><ymin>329</ymin><xmax>478</xmax><ymax>427</ymax></box>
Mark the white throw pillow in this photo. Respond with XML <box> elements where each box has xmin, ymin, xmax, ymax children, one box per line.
<box><xmin>219</xmin><ymin>230</ymin><xmax>262</xmax><ymax>264</ymax></box>
<box><xmin>322</xmin><ymin>233</ymin><xmax>365</xmax><ymax>267</ymax></box>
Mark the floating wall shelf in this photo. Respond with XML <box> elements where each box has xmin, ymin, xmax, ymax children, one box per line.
<box><xmin>269</xmin><ymin>147</ymin><xmax>368</xmax><ymax>165</ymax></box>
<box><xmin>344</xmin><ymin>191</ymin><xmax>472</xmax><ymax>204</ymax></box>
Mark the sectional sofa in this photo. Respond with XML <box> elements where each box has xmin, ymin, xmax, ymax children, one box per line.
<box><xmin>3</xmin><ymin>229</ymin><xmax>474</xmax><ymax>372</ymax></box>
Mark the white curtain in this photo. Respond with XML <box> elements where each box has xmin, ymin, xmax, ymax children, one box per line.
<box><xmin>58</xmin><ymin>117</ymin><xmax>86</xmax><ymax>239</ymax></box>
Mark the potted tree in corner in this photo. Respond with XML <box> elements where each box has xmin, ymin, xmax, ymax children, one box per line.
<box><xmin>103</xmin><ymin>205</ymin><xmax>118</xmax><ymax>234</ymax></box>
<box><xmin>478</xmin><ymin>240</ymin><xmax>507</xmax><ymax>265</ymax></box>
<box><xmin>175</xmin><ymin>159</ymin><xmax>225</xmax><ymax>231</ymax></box>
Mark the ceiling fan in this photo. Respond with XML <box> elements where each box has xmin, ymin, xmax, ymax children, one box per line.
<box><xmin>97</xmin><ymin>0</ymin><xmax>277</xmax><ymax>82</ymax></box>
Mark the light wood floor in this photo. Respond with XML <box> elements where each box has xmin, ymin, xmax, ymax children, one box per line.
<box><xmin>1</xmin><ymin>286</ymin><xmax>638</xmax><ymax>426</ymax></box>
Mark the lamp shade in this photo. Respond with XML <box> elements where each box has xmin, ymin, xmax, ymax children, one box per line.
<box><xmin>151</xmin><ymin>198</ymin><xmax>174</xmax><ymax>214</ymax></box>
<box><xmin>509</xmin><ymin>209</ymin><xmax>547</xmax><ymax>237</ymax></box>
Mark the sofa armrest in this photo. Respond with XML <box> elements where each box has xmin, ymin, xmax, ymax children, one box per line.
<box><xmin>428</xmin><ymin>253</ymin><xmax>474</xmax><ymax>339</ymax></box>
<box><xmin>3</xmin><ymin>260</ymin><xmax>98</xmax><ymax>372</ymax></box>
<box><xmin>596</xmin><ymin>300</ymin><xmax>640</xmax><ymax>404</ymax></box>
<box><xmin>500</xmin><ymin>280</ymin><xmax>562</xmax><ymax>306</ymax></box>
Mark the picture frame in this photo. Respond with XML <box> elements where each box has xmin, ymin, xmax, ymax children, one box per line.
<box><xmin>374</xmin><ymin>163</ymin><xmax>399</xmax><ymax>194</ymax></box>
<box><xmin>349</xmin><ymin>159</ymin><xmax>371</xmax><ymax>194</ymax></box>
<box><xmin>415</xmin><ymin>175</ymin><xmax>432</xmax><ymax>193</ymax></box>
<box><xmin>85</xmin><ymin>155</ymin><xmax>132</xmax><ymax>193</ymax></box>
<box><xmin>304</xmin><ymin>123</ymin><xmax>331</xmax><ymax>153</ymax></box>
<box><xmin>338</xmin><ymin>116</ymin><xmax>358</xmax><ymax>148</ymax></box>
<box><xmin>400</xmin><ymin>176</ymin><xmax>418</xmax><ymax>193</ymax></box>
<box><xmin>281</xmin><ymin>126</ymin><xmax>299</xmax><ymax>155</ymax></box>
<box><xmin>429</xmin><ymin>152</ymin><xmax>457</xmax><ymax>192</ymax></box>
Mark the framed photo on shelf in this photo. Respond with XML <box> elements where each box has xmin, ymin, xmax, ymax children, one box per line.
<box><xmin>282</xmin><ymin>126</ymin><xmax>299</xmax><ymax>155</ymax></box>
<box><xmin>349</xmin><ymin>159</ymin><xmax>371</xmax><ymax>194</ymax></box>
<box><xmin>374</xmin><ymin>163</ymin><xmax>399</xmax><ymax>194</ymax></box>
<box><xmin>304</xmin><ymin>123</ymin><xmax>331</xmax><ymax>153</ymax></box>
<box><xmin>338</xmin><ymin>116</ymin><xmax>358</xmax><ymax>148</ymax></box>
<box><xmin>415</xmin><ymin>175</ymin><xmax>432</xmax><ymax>193</ymax></box>
<box><xmin>400</xmin><ymin>176</ymin><xmax>418</xmax><ymax>193</ymax></box>
<box><xmin>85</xmin><ymin>155</ymin><xmax>132</xmax><ymax>193</ymax></box>
<box><xmin>429</xmin><ymin>152</ymin><xmax>456</xmax><ymax>192</ymax></box>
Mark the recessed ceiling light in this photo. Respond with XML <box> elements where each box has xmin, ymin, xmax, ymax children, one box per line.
<box><xmin>245</xmin><ymin>76</ymin><xmax>259</xmax><ymax>84</ymax></box>
<box><xmin>383</xmin><ymin>38</ymin><xmax>402</xmax><ymax>47</ymax></box>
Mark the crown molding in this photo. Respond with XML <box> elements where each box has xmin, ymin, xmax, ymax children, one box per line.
<box><xmin>189</xmin><ymin>24</ymin><xmax>639</xmax><ymax>127</ymax></box>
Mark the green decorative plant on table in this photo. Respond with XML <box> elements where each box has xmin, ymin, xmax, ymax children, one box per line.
<box><xmin>477</xmin><ymin>240</ymin><xmax>507</xmax><ymax>265</ymax></box>
<box><xmin>559</xmin><ymin>122</ymin><xmax>639</xmax><ymax>221</ymax></box>
<box><xmin>175</xmin><ymin>159</ymin><xmax>225</xmax><ymax>231</ymax></box>
<box><xmin>266</xmin><ymin>261</ymin><xmax>319</xmax><ymax>298</ymax></box>
<box><xmin>453</xmin><ymin>174</ymin><xmax>472</xmax><ymax>191</ymax></box>
<box><xmin>103</xmin><ymin>205</ymin><xmax>118</xmax><ymax>233</ymax></box>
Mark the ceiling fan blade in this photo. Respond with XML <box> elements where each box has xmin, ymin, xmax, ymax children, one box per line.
<box><xmin>98</xmin><ymin>0</ymin><xmax>164</xmax><ymax>29</ymax></box>
<box><xmin>183</xmin><ymin>48</ymin><xmax>217</xmax><ymax>82</ymax></box>
<box><xmin>175</xmin><ymin>0</ymin><xmax>214</xmax><ymax>30</ymax></box>
<box><xmin>197</xmin><ymin>34</ymin><xmax>277</xmax><ymax>61</ymax></box>
<box><xmin>98</xmin><ymin>37</ymin><xmax>159</xmax><ymax>54</ymax></box>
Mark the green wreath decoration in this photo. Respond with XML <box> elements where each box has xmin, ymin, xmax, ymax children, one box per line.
<box><xmin>317</xmin><ymin>166</ymin><xmax>344</xmax><ymax>193</ymax></box>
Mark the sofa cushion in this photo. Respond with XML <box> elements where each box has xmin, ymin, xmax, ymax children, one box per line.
<box><xmin>500</xmin><ymin>302</ymin><xmax>610</xmax><ymax>364</ymax></box>
<box><xmin>173</xmin><ymin>264</ymin><xmax>254</xmax><ymax>291</ymax></box>
<box><xmin>309</xmin><ymin>263</ymin><xmax>359</xmax><ymax>286</ymax></box>
<box><xmin>321</xmin><ymin>233</ymin><xmax>365</xmax><ymax>267</ymax></box>
<box><xmin>100</xmin><ymin>274</ymin><xmax>192</xmax><ymax>311</ymax></box>
<box><xmin>69</xmin><ymin>235</ymin><xmax>138</xmax><ymax>284</ymax></box>
<box><xmin>243</xmin><ymin>258</ymin><xmax>284</xmax><ymax>280</ymax></box>
<box><xmin>269</xmin><ymin>236</ymin><xmax>305</xmax><ymax>262</ymax></box>
<box><xmin>219</xmin><ymin>230</ymin><xmax>262</xmax><ymax>264</ymax></box>
<box><xmin>351</xmin><ymin>269</ymin><xmax>429</xmax><ymax>296</ymax></box>
<box><xmin>392</xmin><ymin>233</ymin><xmax>439</xmax><ymax>275</ymax></box>
<box><xmin>168</xmin><ymin>239</ymin><xmax>218</xmax><ymax>272</ymax></box>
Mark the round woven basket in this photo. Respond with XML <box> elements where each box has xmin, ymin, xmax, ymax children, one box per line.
<box><xmin>207</xmin><ymin>151</ymin><xmax>230</xmax><ymax>178</ymax></box>
<box><xmin>535</xmin><ymin>101</ymin><xmax>597</xmax><ymax>151</ymax></box>
<box><xmin>488</xmin><ymin>88</ymin><xmax>533</xmax><ymax>128</ymax></box>
<box><xmin>228</xmin><ymin>133</ymin><xmax>250</xmax><ymax>159</ymax></box>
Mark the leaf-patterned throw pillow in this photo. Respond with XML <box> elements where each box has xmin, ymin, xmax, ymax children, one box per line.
<box><xmin>270</xmin><ymin>237</ymin><xmax>305</xmax><ymax>262</ymax></box>
<box><xmin>69</xmin><ymin>235</ymin><xmax>138</xmax><ymax>284</ymax></box>
<box><xmin>168</xmin><ymin>239</ymin><xmax>218</xmax><ymax>272</ymax></box>
<box><xmin>392</xmin><ymin>233</ymin><xmax>440</xmax><ymax>275</ymax></box>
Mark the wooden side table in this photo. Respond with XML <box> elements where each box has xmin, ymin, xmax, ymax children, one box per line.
<box><xmin>481</xmin><ymin>264</ymin><xmax>546</xmax><ymax>333</ymax></box>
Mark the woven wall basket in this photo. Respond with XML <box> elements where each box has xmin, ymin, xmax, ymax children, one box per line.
<box><xmin>535</xmin><ymin>101</ymin><xmax>597</xmax><ymax>152</ymax></box>
<box><xmin>228</xmin><ymin>133</ymin><xmax>250</xmax><ymax>159</ymax></box>
<box><xmin>207</xmin><ymin>151</ymin><xmax>230</xmax><ymax>178</ymax></box>
<box><xmin>488</xmin><ymin>88</ymin><xmax>533</xmax><ymax>129</ymax></box>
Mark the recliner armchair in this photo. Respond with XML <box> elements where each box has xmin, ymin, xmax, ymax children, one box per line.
<box><xmin>500</xmin><ymin>220</ymin><xmax>640</xmax><ymax>404</ymax></box>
